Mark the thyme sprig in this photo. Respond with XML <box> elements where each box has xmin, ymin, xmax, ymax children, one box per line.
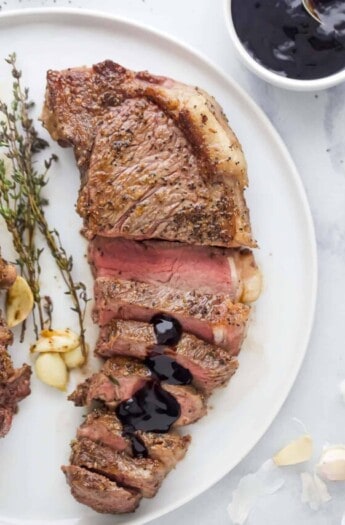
<box><xmin>0</xmin><ymin>53</ymin><xmax>89</xmax><ymax>357</ymax></box>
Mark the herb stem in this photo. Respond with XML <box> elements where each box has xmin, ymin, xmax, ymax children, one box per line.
<box><xmin>0</xmin><ymin>53</ymin><xmax>89</xmax><ymax>356</ymax></box>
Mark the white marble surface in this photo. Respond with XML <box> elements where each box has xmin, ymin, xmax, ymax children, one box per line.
<box><xmin>1</xmin><ymin>0</ymin><xmax>345</xmax><ymax>524</ymax></box>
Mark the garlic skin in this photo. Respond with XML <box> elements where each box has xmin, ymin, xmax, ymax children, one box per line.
<box><xmin>227</xmin><ymin>459</ymin><xmax>284</xmax><ymax>524</ymax></box>
<box><xmin>273</xmin><ymin>435</ymin><xmax>313</xmax><ymax>466</ymax></box>
<box><xmin>340</xmin><ymin>380</ymin><xmax>345</xmax><ymax>403</ymax></box>
<box><xmin>317</xmin><ymin>445</ymin><xmax>345</xmax><ymax>481</ymax></box>
<box><xmin>300</xmin><ymin>472</ymin><xmax>331</xmax><ymax>510</ymax></box>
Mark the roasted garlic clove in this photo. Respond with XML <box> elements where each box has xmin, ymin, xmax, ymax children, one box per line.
<box><xmin>30</xmin><ymin>328</ymin><xmax>80</xmax><ymax>354</ymax></box>
<box><xmin>317</xmin><ymin>446</ymin><xmax>345</xmax><ymax>481</ymax></box>
<box><xmin>35</xmin><ymin>352</ymin><xmax>68</xmax><ymax>390</ymax></box>
<box><xmin>6</xmin><ymin>275</ymin><xmax>34</xmax><ymax>327</ymax></box>
<box><xmin>273</xmin><ymin>435</ymin><xmax>313</xmax><ymax>466</ymax></box>
<box><xmin>62</xmin><ymin>345</ymin><xmax>86</xmax><ymax>369</ymax></box>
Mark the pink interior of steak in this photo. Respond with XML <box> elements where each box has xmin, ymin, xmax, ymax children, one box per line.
<box><xmin>89</xmin><ymin>237</ymin><xmax>248</xmax><ymax>300</ymax></box>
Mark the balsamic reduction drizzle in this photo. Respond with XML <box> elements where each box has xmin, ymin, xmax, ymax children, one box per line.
<box><xmin>150</xmin><ymin>313</ymin><xmax>183</xmax><ymax>346</ymax></box>
<box><xmin>231</xmin><ymin>0</ymin><xmax>345</xmax><ymax>80</ymax></box>
<box><xmin>123</xmin><ymin>431</ymin><xmax>148</xmax><ymax>459</ymax></box>
<box><xmin>145</xmin><ymin>352</ymin><xmax>193</xmax><ymax>386</ymax></box>
<box><xmin>116</xmin><ymin>382</ymin><xmax>181</xmax><ymax>434</ymax></box>
<box><xmin>116</xmin><ymin>313</ymin><xmax>190</xmax><ymax>445</ymax></box>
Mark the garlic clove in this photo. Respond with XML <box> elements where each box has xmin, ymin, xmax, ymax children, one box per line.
<box><xmin>35</xmin><ymin>352</ymin><xmax>68</xmax><ymax>390</ymax></box>
<box><xmin>6</xmin><ymin>275</ymin><xmax>34</xmax><ymax>327</ymax></box>
<box><xmin>62</xmin><ymin>345</ymin><xmax>86</xmax><ymax>369</ymax></box>
<box><xmin>273</xmin><ymin>435</ymin><xmax>313</xmax><ymax>466</ymax></box>
<box><xmin>30</xmin><ymin>328</ymin><xmax>80</xmax><ymax>354</ymax></box>
<box><xmin>317</xmin><ymin>445</ymin><xmax>345</xmax><ymax>481</ymax></box>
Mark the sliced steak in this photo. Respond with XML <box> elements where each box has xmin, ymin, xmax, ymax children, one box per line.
<box><xmin>77</xmin><ymin>409</ymin><xmax>130</xmax><ymax>453</ymax></box>
<box><xmin>94</xmin><ymin>277</ymin><xmax>249</xmax><ymax>353</ymax></box>
<box><xmin>138</xmin><ymin>430</ymin><xmax>190</xmax><ymax>469</ymax></box>
<box><xmin>42</xmin><ymin>61</ymin><xmax>255</xmax><ymax>248</ymax></box>
<box><xmin>0</xmin><ymin>348</ymin><xmax>15</xmax><ymax>383</ymax></box>
<box><xmin>62</xmin><ymin>465</ymin><xmax>142</xmax><ymax>513</ymax></box>
<box><xmin>0</xmin><ymin>407</ymin><xmax>13</xmax><ymax>438</ymax></box>
<box><xmin>89</xmin><ymin>237</ymin><xmax>261</xmax><ymax>302</ymax></box>
<box><xmin>0</xmin><ymin>258</ymin><xmax>16</xmax><ymax>289</ymax></box>
<box><xmin>0</xmin><ymin>323</ymin><xmax>14</xmax><ymax>349</ymax></box>
<box><xmin>0</xmin><ymin>364</ymin><xmax>32</xmax><ymax>407</ymax></box>
<box><xmin>71</xmin><ymin>437</ymin><xmax>167</xmax><ymax>498</ymax></box>
<box><xmin>0</xmin><ymin>314</ymin><xmax>31</xmax><ymax>437</ymax></box>
<box><xmin>69</xmin><ymin>356</ymin><xmax>206</xmax><ymax>426</ymax></box>
<box><xmin>78</xmin><ymin>409</ymin><xmax>191</xmax><ymax>469</ymax></box>
<box><xmin>68</xmin><ymin>357</ymin><xmax>150</xmax><ymax>408</ymax></box>
<box><xmin>96</xmin><ymin>321</ymin><xmax>238</xmax><ymax>394</ymax></box>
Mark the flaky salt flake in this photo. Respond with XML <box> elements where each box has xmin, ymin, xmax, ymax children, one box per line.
<box><xmin>227</xmin><ymin>459</ymin><xmax>285</xmax><ymax>524</ymax></box>
<box><xmin>340</xmin><ymin>380</ymin><xmax>345</xmax><ymax>403</ymax></box>
<box><xmin>273</xmin><ymin>435</ymin><xmax>313</xmax><ymax>466</ymax></box>
<box><xmin>301</xmin><ymin>472</ymin><xmax>331</xmax><ymax>511</ymax></box>
<box><xmin>317</xmin><ymin>445</ymin><xmax>345</xmax><ymax>481</ymax></box>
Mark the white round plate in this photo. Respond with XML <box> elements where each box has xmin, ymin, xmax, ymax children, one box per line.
<box><xmin>0</xmin><ymin>8</ymin><xmax>317</xmax><ymax>525</ymax></box>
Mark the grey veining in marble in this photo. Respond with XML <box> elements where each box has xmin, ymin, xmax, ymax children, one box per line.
<box><xmin>1</xmin><ymin>0</ymin><xmax>345</xmax><ymax>523</ymax></box>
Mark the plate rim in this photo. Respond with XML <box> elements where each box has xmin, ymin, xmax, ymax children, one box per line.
<box><xmin>0</xmin><ymin>7</ymin><xmax>318</xmax><ymax>525</ymax></box>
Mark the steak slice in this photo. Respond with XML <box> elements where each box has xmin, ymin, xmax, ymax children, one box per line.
<box><xmin>42</xmin><ymin>61</ymin><xmax>255</xmax><ymax>248</ymax></box>
<box><xmin>71</xmin><ymin>437</ymin><xmax>167</xmax><ymax>498</ymax></box>
<box><xmin>77</xmin><ymin>409</ymin><xmax>130</xmax><ymax>453</ymax></box>
<box><xmin>96</xmin><ymin>321</ymin><xmax>239</xmax><ymax>394</ymax></box>
<box><xmin>0</xmin><ymin>407</ymin><xmax>13</xmax><ymax>438</ymax></box>
<box><xmin>68</xmin><ymin>356</ymin><xmax>207</xmax><ymax>426</ymax></box>
<box><xmin>69</xmin><ymin>356</ymin><xmax>206</xmax><ymax>426</ymax></box>
<box><xmin>78</xmin><ymin>409</ymin><xmax>191</xmax><ymax>469</ymax></box>
<box><xmin>89</xmin><ymin>237</ymin><xmax>261</xmax><ymax>302</ymax></box>
<box><xmin>62</xmin><ymin>465</ymin><xmax>142</xmax><ymax>513</ymax></box>
<box><xmin>0</xmin><ymin>364</ymin><xmax>31</xmax><ymax>407</ymax></box>
<box><xmin>68</xmin><ymin>356</ymin><xmax>151</xmax><ymax>408</ymax></box>
<box><xmin>0</xmin><ymin>258</ymin><xmax>16</xmax><ymax>289</ymax></box>
<box><xmin>94</xmin><ymin>277</ymin><xmax>249</xmax><ymax>353</ymax></box>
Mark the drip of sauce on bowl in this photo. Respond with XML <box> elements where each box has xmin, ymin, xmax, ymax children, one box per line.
<box><xmin>231</xmin><ymin>0</ymin><xmax>345</xmax><ymax>80</ymax></box>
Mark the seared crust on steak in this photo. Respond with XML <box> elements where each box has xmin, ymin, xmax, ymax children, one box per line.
<box><xmin>96</xmin><ymin>321</ymin><xmax>238</xmax><ymax>394</ymax></box>
<box><xmin>42</xmin><ymin>61</ymin><xmax>255</xmax><ymax>247</ymax></box>
<box><xmin>94</xmin><ymin>277</ymin><xmax>249</xmax><ymax>353</ymax></box>
<box><xmin>71</xmin><ymin>437</ymin><xmax>167</xmax><ymax>498</ymax></box>
<box><xmin>62</xmin><ymin>465</ymin><xmax>142</xmax><ymax>513</ymax></box>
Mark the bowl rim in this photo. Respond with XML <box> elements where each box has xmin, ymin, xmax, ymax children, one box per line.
<box><xmin>223</xmin><ymin>0</ymin><xmax>345</xmax><ymax>91</ymax></box>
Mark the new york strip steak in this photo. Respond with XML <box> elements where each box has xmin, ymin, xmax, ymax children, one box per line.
<box><xmin>42</xmin><ymin>61</ymin><xmax>261</xmax><ymax>515</ymax></box>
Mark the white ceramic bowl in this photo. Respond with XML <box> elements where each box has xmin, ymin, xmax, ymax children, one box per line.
<box><xmin>224</xmin><ymin>0</ymin><xmax>345</xmax><ymax>91</ymax></box>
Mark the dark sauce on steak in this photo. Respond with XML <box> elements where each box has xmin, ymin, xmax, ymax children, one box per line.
<box><xmin>231</xmin><ymin>0</ymin><xmax>345</xmax><ymax>80</ymax></box>
<box><xmin>145</xmin><ymin>352</ymin><xmax>193</xmax><ymax>386</ymax></box>
<box><xmin>150</xmin><ymin>313</ymin><xmax>182</xmax><ymax>346</ymax></box>
<box><xmin>123</xmin><ymin>431</ymin><xmax>148</xmax><ymax>459</ymax></box>
<box><xmin>116</xmin><ymin>381</ymin><xmax>181</xmax><ymax>434</ymax></box>
<box><xmin>117</xmin><ymin>314</ymin><xmax>191</xmax><ymax>451</ymax></box>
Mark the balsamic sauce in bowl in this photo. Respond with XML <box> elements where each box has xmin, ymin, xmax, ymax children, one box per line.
<box><xmin>230</xmin><ymin>0</ymin><xmax>345</xmax><ymax>83</ymax></box>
